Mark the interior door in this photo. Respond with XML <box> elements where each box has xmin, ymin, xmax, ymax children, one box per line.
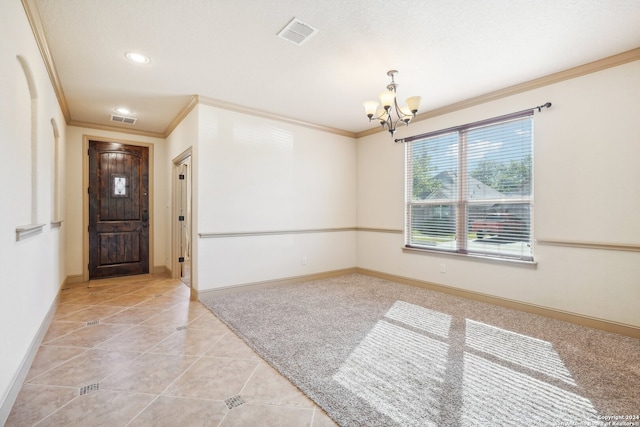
<box><xmin>88</xmin><ymin>140</ymin><xmax>149</xmax><ymax>279</ymax></box>
<box><xmin>176</xmin><ymin>156</ymin><xmax>191</xmax><ymax>286</ymax></box>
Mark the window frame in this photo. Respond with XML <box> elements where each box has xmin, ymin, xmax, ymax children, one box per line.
<box><xmin>404</xmin><ymin>110</ymin><xmax>535</xmax><ymax>262</ymax></box>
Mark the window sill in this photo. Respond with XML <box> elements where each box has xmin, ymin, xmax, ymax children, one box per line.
<box><xmin>50</xmin><ymin>220</ymin><xmax>63</xmax><ymax>228</ymax></box>
<box><xmin>402</xmin><ymin>245</ymin><xmax>538</xmax><ymax>267</ymax></box>
<box><xmin>16</xmin><ymin>223</ymin><xmax>46</xmax><ymax>241</ymax></box>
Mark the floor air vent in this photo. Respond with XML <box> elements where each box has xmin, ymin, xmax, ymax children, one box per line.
<box><xmin>225</xmin><ymin>395</ymin><xmax>245</xmax><ymax>409</ymax></box>
<box><xmin>176</xmin><ymin>325</ymin><xmax>188</xmax><ymax>331</ymax></box>
<box><xmin>80</xmin><ymin>383</ymin><xmax>100</xmax><ymax>395</ymax></box>
<box><xmin>110</xmin><ymin>114</ymin><xmax>137</xmax><ymax>125</ymax></box>
<box><xmin>86</xmin><ymin>320</ymin><xmax>99</xmax><ymax>326</ymax></box>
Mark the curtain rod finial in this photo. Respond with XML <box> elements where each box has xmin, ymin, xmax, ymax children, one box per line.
<box><xmin>537</xmin><ymin>102</ymin><xmax>552</xmax><ymax>112</ymax></box>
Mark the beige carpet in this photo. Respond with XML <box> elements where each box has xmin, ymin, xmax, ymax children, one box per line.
<box><xmin>202</xmin><ymin>274</ymin><xmax>640</xmax><ymax>427</ymax></box>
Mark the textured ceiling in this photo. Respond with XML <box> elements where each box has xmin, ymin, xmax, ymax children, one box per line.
<box><xmin>31</xmin><ymin>0</ymin><xmax>640</xmax><ymax>136</ymax></box>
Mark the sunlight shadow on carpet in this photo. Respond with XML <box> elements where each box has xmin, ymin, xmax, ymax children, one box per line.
<box><xmin>202</xmin><ymin>274</ymin><xmax>639</xmax><ymax>427</ymax></box>
<box><xmin>462</xmin><ymin>354</ymin><xmax>598</xmax><ymax>425</ymax></box>
<box><xmin>386</xmin><ymin>300</ymin><xmax>451</xmax><ymax>338</ymax></box>
<box><xmin>333</xmin><ymin>320</ymin><xmax>448</xmax><ymax>426</ymax></box>
<box><xmin>333</xmin><ymin>299</ymin><xmax>600</xmax><ymax>427</ymax></box>
<box><xmin>466</xmin><ymin>319</ymin><xmax>576</xmax><ymax>385</ymax></box>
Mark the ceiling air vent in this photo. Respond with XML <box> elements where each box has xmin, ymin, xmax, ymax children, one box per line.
<box><xmin>110</xmin><ymin>114</ymin><xmax>137</xmax><ymax>125</ymax></box>
<box><xmin>277</xmin><ymin>18</ymin><xmax>317</xmax><ymax>45</ymax></box>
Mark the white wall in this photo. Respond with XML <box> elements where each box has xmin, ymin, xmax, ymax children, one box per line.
<box><xmin>194</xmin><ymin>105</ymin><xmax>357</xmax><ymax>291</ymax></box>
<box><xmin>64</xmin><ymin>127</ymin><xmax>168</xmax><ymax>278</ymax></box>
<box><xmin>357</xmin><ymin>60</ymin><xmax>640</xmax><ymax>328</ymax></box>
<box><xmin>166</xmin><ymin>106</ymin><xmax>199</xmax><ymax>287</ymax></box>
<box><xmin>0</xmin><ymin>0</ymin><xmax>67</xmax><ymax>420</ymax></box>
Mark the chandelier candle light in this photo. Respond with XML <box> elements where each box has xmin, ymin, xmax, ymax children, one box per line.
<box><xmin>364</xmin><ymin>70</ymin><xmax>421</xmax><ymax>136</ymax></box>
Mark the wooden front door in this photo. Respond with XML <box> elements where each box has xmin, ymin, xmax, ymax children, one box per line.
<box><xmin>88</xmin><ymin>140</ymin><xmax>149</xmax><ymax>279</ymax></box>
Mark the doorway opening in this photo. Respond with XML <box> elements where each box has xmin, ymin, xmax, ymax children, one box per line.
<box><xmin>173</xmin><ymin>149</ymin><xmax>192</xmax><ymax>287</ymax></box>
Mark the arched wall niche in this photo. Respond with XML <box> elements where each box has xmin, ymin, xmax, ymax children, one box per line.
<box><xmin>15</xmin><ymin>55</ymin><xmax>45</xmax><ymax>241</ymax></box>
<box><xmin>50</xmin><ymin>118</ymin><xmax>62</xmax><ymax>227</ymax></box>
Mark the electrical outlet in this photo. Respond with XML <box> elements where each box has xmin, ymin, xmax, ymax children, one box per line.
<box><xmin>440</xmin><ymin>263</ymin><xmax>446</xmax><ymax>273</ymax></box>
<box><xmin>302</xmin><ymin>257</ymin><xmax>307</xmax><ymax>266</ymax></box>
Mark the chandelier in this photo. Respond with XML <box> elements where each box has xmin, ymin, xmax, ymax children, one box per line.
<box><xmin>363</xmin><ymin>70</ymin><xmax>421</xmax><ymax>136</ymax></box>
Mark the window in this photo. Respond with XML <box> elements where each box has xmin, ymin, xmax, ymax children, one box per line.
<box><xmin>405</xmin><ymin>110</ymin><xmax>534</xmax><ymax>261</ymax></box>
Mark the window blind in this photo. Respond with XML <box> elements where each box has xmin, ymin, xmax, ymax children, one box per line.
<box><xmin>405</xmin><ymin>108</ymin><xmax>540</xmax><ymax>261</ymax></box>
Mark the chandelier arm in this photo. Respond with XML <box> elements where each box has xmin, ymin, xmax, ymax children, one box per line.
<box><xmin>393</xmin><ymin>97</ymin><xmax>412</xmax><ymax>120</ymax></box>
<box><xmin>392</xmin><ymin>116</ymin><xmax>407</xmax><ymax>132</ymax></box>
<box><xmin>369</xmin><ymin>111</ymin><xmax>391</xmax><ymax>123</ymax></box>
<box><xmin>372</xmin><ymin>109</ymin><xmax>394</xmax><ymax>133</ymax></box>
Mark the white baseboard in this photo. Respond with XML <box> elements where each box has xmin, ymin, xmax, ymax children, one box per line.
<box><xmin>357</xmin><ymin>267</ymin><xmax>640</xmax><ymax>339</ymax></box>
<box><xmin>196</xmin><ymin>268</ymin><xmax>357</xmax><ymax>300</ymax></box>
<box><xmin>0</xmin><ymin>293</ymin><xmax>59</xmax><ymax>425</ymax></box>
<box><xmin>153</xmin><ymin>265</ymin><xmax>170</xmax><ymax>275</ymax></box>
<box><xmin>64</xmin><ymin>274</ymin><xmax>84</xmax><ymax>286</ymax></box>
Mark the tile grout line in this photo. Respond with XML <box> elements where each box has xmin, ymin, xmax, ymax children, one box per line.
<box><xmin>237</xmin><ymin>359</ymin><xmax>263</xmax><ymax>397</ymax></box>
<box><xmin>88</xmin><ymin>290</ymin><xmax>189</xmax><ymax>351</ymax></box>
<box><xmin>24</xmin><ymin>347</ymin><xmax>92</xmax><ymax>384</ymax></box>
<box><xmin>155</xmin><ymin>352</ymin><xmax>204</xmax><ymax>397</ymax></box>
<box><xmin>31</xmin><ymin>387</ymin><xmax>83</xmax><ymax>427</ymax></box>
<box><xmin>41</xmin><ymin>324</ymin><xmax>89</xmax><ymax>346</ymax></box>
<box><xmin>54</xmin><ymin>303</ymin><xmax>130</xmax><ymax>324</ymax></box>
<box><xmin>51</xmin><ymin>305</ymin><xmax>95</xmax><ymax>319</ymax></box>
<box><xmin>124</xmin><ymin>395</ymin><xmax>161</xmax><ymax>427</ymax></box>
<box><xmin>13</xmin><ymin>277</ymin><xmax>323</xmax><ymax>426</ymax></box>
<box><xmin>97</xmin><ymin>349</ymin><xmax>147</xmax><ymax>386</ymax></box>
<box><xmin>85</xmin><ymin>322</ymin><xmax>137</xmax><ymax>350</ymax></box>
<box><xmin>50</xmin><ymin>284</ymin><xmax>194</xmax><ymax>424</ymax></box>
<box><xmin>196</xmin><ymin>327</ymin><xmax>230</xmax><ymax>357</ymax></box>
<box><xmin>46</xmin><ymin>282</ymin><xmax>192</xmax><ymax>409</ymax></box>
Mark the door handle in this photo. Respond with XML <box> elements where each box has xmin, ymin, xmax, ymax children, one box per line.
<box><xmin>142</xmin><ymin>210</ymin><xmax>148</xmax><ymax>222</ymax></box>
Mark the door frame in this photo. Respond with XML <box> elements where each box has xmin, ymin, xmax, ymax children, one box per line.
<box><xmin>82</xmin><ymin>135</ymin><xmax>155</xmax><ymax>281</ymax></box>
<box><xmin>171</xmin><ymin>148</ymin><xmax>193</xmax><ymax>288</ymax></box>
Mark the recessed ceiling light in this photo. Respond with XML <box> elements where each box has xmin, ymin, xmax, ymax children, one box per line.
<box><xmin>125</xmin><ymin>51</ymin><xmax>150</xmax><ymax>64</ymax></box>
<box><xmin>114</xmin><ymin>107</ymin><xmax>132</xmax><ymax>115</ymax></box>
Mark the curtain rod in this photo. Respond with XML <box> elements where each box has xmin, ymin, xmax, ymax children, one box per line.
<box><xmin>395</xmin><ymin>102</ymin><xmax>552</xmax><ymax>144</ymax></box>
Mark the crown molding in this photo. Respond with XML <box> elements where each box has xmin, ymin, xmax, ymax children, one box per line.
<box><xmin>197</xmin><ymin>96</ymin><xmax>357</xmax><ymax>138</ymax></box>
<box><xmin>21</xmin><ymin>0</ymin><xmax>71</xmax><ymax>123</ymax></box>
<box><xmin>356</xmin><ymin>47</ymin><xmax>640</xmax><ymax>139</ymax></box>
<box><xmin>163</xmin><ymin>95</ymin><xmax>200</xmax><ymax>137</ymax></box>
<box><xmin>20</xmin><ymin>1</ymin><xmax>639</xmax><ymax>142</ymax></box>
<box><xmin>68</xmin><ymin>120</ymin><xmax>166</xmax><ymax>139</ymax></box>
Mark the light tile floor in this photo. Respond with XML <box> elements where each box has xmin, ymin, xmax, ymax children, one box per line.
<box><xmin>7</xmin><ymin>274</ymin><xmax>338</xmax><ymax>427</ymax></box>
